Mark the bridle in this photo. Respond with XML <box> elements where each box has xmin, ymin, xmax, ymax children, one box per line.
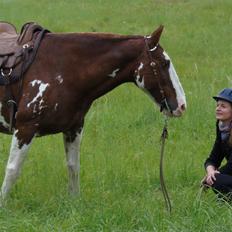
<box><xmin>144</xmin><ymin>37</ymin><xmax>172</xmax><ymax>213</ymax></box>
<box><xmin>144</xmin><ymin>37</ymin><xmax>172</xmax><ymax>114</ymax></box>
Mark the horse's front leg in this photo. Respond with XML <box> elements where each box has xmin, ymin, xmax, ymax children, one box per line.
<box><xmin>63</xmin><ymin>128</ymin><xmax>83</xmax><ymax>195</ymax></box>
<box><xmin>1</xmin><ymin>127</ymin><xmax>35</xmax><ymax>203</ymax></box>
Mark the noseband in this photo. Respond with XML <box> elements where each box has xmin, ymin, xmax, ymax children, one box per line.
<box><xmin>144</xmin><ymin>38</ymin><xmax>172</xmax><ymax>114</ymax></box>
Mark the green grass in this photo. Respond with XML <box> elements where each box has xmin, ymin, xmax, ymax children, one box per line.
<box><xmin>0</xmin><ymin>0</ymin><xmax>232</xmax><ymax>231</ymax></box>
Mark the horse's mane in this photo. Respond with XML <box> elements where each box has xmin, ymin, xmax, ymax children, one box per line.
<box><xmin>48</xmin><ymin>32</ymin><xmax>144</xmax><ymax>42</ymax></box>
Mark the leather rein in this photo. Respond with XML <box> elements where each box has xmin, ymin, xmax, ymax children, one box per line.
<box><xmin>144</xmin><ymin>37</ymin><xmax>172</xmax><ymax>213</ymax></box>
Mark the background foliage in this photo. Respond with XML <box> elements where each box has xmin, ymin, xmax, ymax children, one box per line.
<box><xmin>0</xmin><ymin>0</ymin><xmax>232</xmax><ymax>231</ymax></box>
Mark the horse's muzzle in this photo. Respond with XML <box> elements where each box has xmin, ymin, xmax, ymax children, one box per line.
<box><xmin>160</xmin><ymin>99</ymin><xmax>186</xmax><ymax>117</ymax></box>
<box><xmin>172</xmin><ymin>103</ymin><xmax>186</xmax><ymax>117</ymax></box>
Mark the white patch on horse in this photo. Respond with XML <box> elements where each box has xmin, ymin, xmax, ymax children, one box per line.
<box><xmin>135</xmin><ymin>63</ymin><xmax>145</xmax><ymax>88</ymax></box>
<box><xmin>135</xmin><ymin>74</ymin><xmax>145</xmax><ymax>89</ymax></box>
<box><xmin>163</xmin><ymin>51</ymin><xmax>186</xmax><ymax>107</ymax></box>
<box><xmin>54</xmin><ymin>103</ymin><xmax>58</xmax><ymax>111</ymax></box>
<box><xmin>134</xmin><ymin>62</ymin><xmax>159</xmax><ymax>105</ymax></box>
<box><xmin>65</xmin><ymin>131</ymin><xmax>83</xmax><ymax>161</ymax></box>
<box><xmin>55</xmin><ymin>75</ymin><xmax>63</xmax><ymax>84</ymax></box>
<box><xmin>138</xmin><ymin>62</ymin><xmax>144</xmax><ymax>71</ymax></box>
<box><xmin>0</xmin><ymin>102</ymin><xmax>9</xmax><ymax>129</ymax></box>
<box><xmin>39</xmin><ymin>99</ymin><xmax>45</xmax><ymax>109</ymax></box>
<box><xmin>32</xmin><ymin>98</ymin><xmax>47</xmax><ymax>115</ymax></box>
<box><xmin>1</xmin><ymin>130</ymin><xmax>33</xmax><ymax>200</ymax></box>
<box><xmin>27</xmin><ymin>81</ymin><xmax>50</xmax><ymax>108</ymax></box>
<box><xmin>108</xmin><ymin>68</ymin><xmax>120</xmax><ymax>78</ymax></box>
<box><xmin>30</xmin><ymin>80</ymin><xmax>41</xmax><ymax>87</ymax></box>
<box><xmin>64</xmin><ymin>129</ymin><xmax>83</xmax><ymax>194</ymax></box>
<box><xmin>38</xmin><ymin>99</ymin><xmax>47</xmax><ymax>114</ymax></box>
<box><xmin>39</xmin><ymin>99</ymin><xmax>44</xmax><ymax>106</ymax></box>
<box><xmin>33</xmin><ymin>105</ymin><xmax>37</xmax><ymax>114</ymax></box>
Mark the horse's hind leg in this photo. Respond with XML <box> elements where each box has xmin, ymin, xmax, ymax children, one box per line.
<box><xmin>63</xmin><ymin>128</ymin><xmax>83</xmax><ymax>195</ymax></box>
<box><xmin>1</xmin><ymin>128</ymin><xmax>35</xmax><ymax>203</ymax></box>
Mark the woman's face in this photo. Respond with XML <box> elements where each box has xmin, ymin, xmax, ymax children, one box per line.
<box><xmin>216</xmin><ymin>100</ymin><xmax>232</xmax><ymax>123</ymax></box>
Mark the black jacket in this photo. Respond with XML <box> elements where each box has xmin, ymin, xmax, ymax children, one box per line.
<box><xmin>204</xmin><ymin>122</ymin><xmax>232</xmax><ymax>175</ymax></box>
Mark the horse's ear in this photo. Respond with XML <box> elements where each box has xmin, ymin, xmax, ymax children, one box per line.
<box><xmin>148</xmin><ymin>25</ymin><xmax>164</xmax><ymax>48</ymax></box>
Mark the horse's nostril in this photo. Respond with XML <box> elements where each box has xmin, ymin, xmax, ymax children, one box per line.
<box><xmin>180</xmin><ymin>104</ymin><xmax>186</xmax><ymax>111</ymax></box>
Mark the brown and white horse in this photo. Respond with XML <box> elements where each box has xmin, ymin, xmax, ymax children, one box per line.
<box><xmin>0</xmin><ymin>25</ymin><xmax>186</xmax><ymax>203</ymax></box>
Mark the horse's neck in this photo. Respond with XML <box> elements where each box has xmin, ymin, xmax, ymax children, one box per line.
<box><xmin>74</xmin><ymin>34</ymin><xmax>144</xmax><ymax>101</ymax></box>
<box><xmin>43</xmin><ymin>33</ymin><xmax>144</xmax><ymax>101</ymax></box>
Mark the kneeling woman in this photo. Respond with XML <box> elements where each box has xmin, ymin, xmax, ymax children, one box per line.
<box><xmin>204</xmin><ymin>88</ymin><xmax>232</xmax><ymax>198</ymax></box>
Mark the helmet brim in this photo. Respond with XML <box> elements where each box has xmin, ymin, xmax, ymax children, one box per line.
<box><xmin>213</xmin><ymin>96</ymin><xmax>232</xmax><ymax>104</ymax></box>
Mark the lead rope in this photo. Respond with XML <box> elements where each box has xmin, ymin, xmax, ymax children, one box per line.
<box><xmin>143</xmin><ymin>38</ymin><xmax>172</xmax><ymax>212</ymax></box>
<box><xmin>159</xmin><ymin>115</ymin><xmax>172</xmax><ymax>213</ymax></box>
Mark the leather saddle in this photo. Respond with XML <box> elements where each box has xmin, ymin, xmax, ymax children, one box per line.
<box><xmin>0</xmin><ymin>22</ymin><xmax>49</xmax><ymax>85</ymax></box>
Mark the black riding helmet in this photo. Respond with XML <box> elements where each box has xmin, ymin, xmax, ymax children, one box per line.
<box><xmin>213</xmin><ymin>88</ymin><xmax>232</xmax><ymax>104</ymax></box>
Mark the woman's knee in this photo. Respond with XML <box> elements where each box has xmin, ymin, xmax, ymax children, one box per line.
<box><xmin>212</xmin><ymin>173</ymin><xmax>232</xmax><ymax>193</ymax></box>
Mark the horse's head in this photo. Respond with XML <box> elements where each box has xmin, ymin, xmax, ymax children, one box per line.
<box><xmin>134</xmin><ymin>26</ymin><xmax>186</xmax><ymax>117</ymax></box>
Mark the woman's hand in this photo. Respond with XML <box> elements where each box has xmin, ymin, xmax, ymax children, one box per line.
<box><xmin>205</xmin><ymin>165</ymin><xmax>220</xmax><ymax>186</ymax></box>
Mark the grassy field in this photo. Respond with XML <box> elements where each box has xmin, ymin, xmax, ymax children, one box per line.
<box><xmin>1</xmin><ymin>0</ymin><xmax>232</xmax><ymax>231</ymax></box>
